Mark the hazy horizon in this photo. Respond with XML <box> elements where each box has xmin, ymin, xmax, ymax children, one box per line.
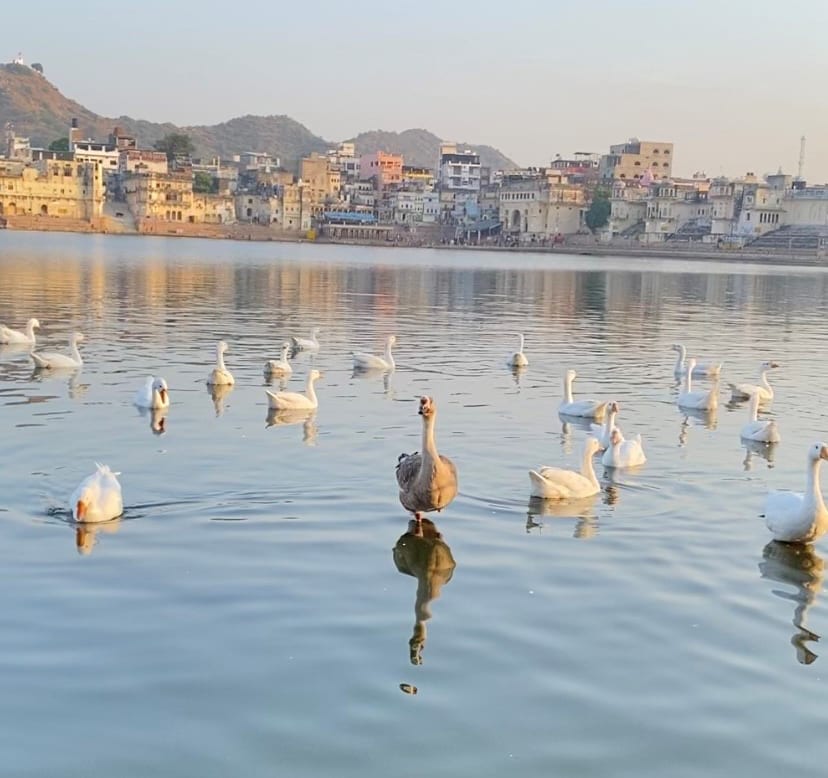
<box><xmin>4</xmin><ymin>0</ymin><xmax>826</xmax><ymax>180</ymax></box>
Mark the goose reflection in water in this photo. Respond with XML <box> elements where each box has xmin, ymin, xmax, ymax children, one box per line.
<box><xmin>678</xmin><ymin>408</ymin><xmax>718</xmax><ymax>446</ymax></box>
<box><xmin>135</xmin><ymin>406</ymin><xmax>168</xmax><ymax>436</ymax></box>
<box><xmin>350</xmin><ymin>366</ymin><xmax>394</xmax><ymax>396</ymax></box>
<box><xmin>742</xmin><ymin>439</ymin><xmax>777</xmax><ymax>471</ymax></box>
<box><xmin>759</xmin><ymin>540</ymin><xmax>824</xmax><ymax>665</ymax></box>
<box><xmin>30</xmin><ymin>365</ymin><xmax>88</xmax><ymax>400</ymax></box>
<box><xmin>207</xmin><ymin>382</ymin><xmax>233</xmax><ymax>417</ymax></box>
<box><xmin>265</xmin><ymin>408</ymin><xmax>318</xmax><ymax>445</ymax></box>
<box><xmin>559</xmin><ymin>421</ymin><xmax>575</xmax><ymax>456</ymax></box>
<box><xmin>526</xmin><ymin>496</ymin><xmax>598</xmax><ymax>539</ymax></box>
<box><xmin>392</xmin><ymin>517</ymin><xmax>456</xmax><ymax>666</ymax></box>
<box><xmin>509</xmin><ymin>363</ymin><xmax>527</xmax><ymax>388</ymax></box>
<box><xmin>75</xmin><ymin>517</ymin><xmax>122</xmax><ymax>556</ymax></box>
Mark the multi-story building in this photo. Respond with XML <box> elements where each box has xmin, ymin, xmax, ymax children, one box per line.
<box><xmin>119</xmin><ymin>149</ymin><xmax>169</xmax><ymax>176</ymax></box>
<box><xmin>499</xmin><ymin>169</ymin><xmax>586</xmax><ymax>240</ymax></box>
<box><xmin>609</xmin><ymin>181</ymin><xmax>648</xmax><ymax>236</ymax></box>
<box><xmin>437</xmin><ymin>143</ymin><xmax>481</xmax><ymax>221</ymax></box>
<box><xmin>327</xmin><ymin>142</ymin><xmax>360</xmax><ymax>181</ymax></box>
<box><xmin>359</xmin><ymin>151</ymin><xmax>403</xmax><ymax>190</ymax></box>
<box><xmin>301</xmin><ymin>152</ymin><xmax>342</xmax><ymax>210</ymax></box>
<box><xmin>599</xmin><ymin>139</ymin><xmax>674</xmax><ymax>183</ymax></box>
<box><xmin>643</xmin><ymin>178</ymin><xmax>710</xmax><ymax>241</ymax></box>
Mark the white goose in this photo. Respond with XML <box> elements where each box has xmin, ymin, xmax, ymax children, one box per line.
<box><xmin>353</xmin><ymin>335</ymin><xmax>396</xmax><ymax>371</ymax></box>
<box><xmin>740</xmin><ymin>390</ymin><xmax>780</xmax><ymax>444</ymax></box>
<box><xmin>290</xmin><ymin>327</ymin><xmax>321</xmax><ymax>352</ymax></box>
<box><xmin>266</xmin><ymin>369</ymin><xmax>320</xmax><ymax>411</ymax></box>
<box><xmin>729</xmin><ymin>360</ymin><xmax>779</xmax><ymax>403</ymax></box>
<box><xmin>264</xmin><ymin>343</ymin><xmax>293</xmax><ymax>377</ymax></box>
<box><xmin>590</xmin><ymin>400</ymin><xmax>620</xmax><ymax>450</ymax></box>
<box><xmin>0</xmin><ymin>317</ymin><xmax>40</xmax><ymax>346</ymax></box>
<box><xmin>134</xmin><ymin>376</ymin><xmax>170</xmax><ymax>410</ymax></box>
<box><xmin>207</xmin><ymin>340</ymin><xmax>234</xmax><ymax>386</ymax></box>
<box><xmin>507</xmin><ymin>334</ymin><xmax>529</xmax><ymax>368</ymax></box>
<box><xmin>529</xmin><ymin>437</ymin><xmax>602</xmax><ymax>500</ymax></box>
<box><xmin>559</xmin><ymin>369</ymin><xmax>608</xmax><ymax>420</ymax></box>
<box><xmin>764</xmin><ymin>442</ymin><xmax>828</xmax><ymax>543</ymax></box>
<box><xmin>602</xmin><ymin>427</ymin><xmax>647</xmax><ymax>469</ymax></box>
<box><xmin>31</xmin><ymin>332</ymin><xmax>84</xmax><ymax>369</ymax></box>
<box><xmin>677</xmin><ymin>358</ymin><xmax>718</xmax><ymax>410</ymax></box>
<box><xmin>70</xmin><ymin>463</ymin><xmax>123</xmax><ymax>523</ymax></box>
<box><xmin>671</xmin><ymin>343</ymin><xmax>722</xmax><ymax>378</ymax></box>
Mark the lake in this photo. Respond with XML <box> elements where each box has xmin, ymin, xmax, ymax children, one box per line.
<box><xmin>1</xmin><ymin>231</ymin><xmax>828</xmax><ymax>777</ymax></box>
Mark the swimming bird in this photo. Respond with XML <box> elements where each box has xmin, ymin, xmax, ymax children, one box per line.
<box><xmin>671</xmin><ymin>343</ymin><xmax>722</xmax><ymax>378</ymax></box>
<box><xmin>528</xmin><ymin>436</ymin><xmax>602</xmax><ymax>500</ymax></box>
<box><xmin>601</xmin><ymin>427</ymin><xmax>647</xmax><ymax>469</ymax></box>
<box><xmin>290</xmin><ymin>327</ymin><xmax>321</xmax><ymax>352</ymax></box>
<box><xmin>30</xmin><ymin>332</ymin><xmax>84</xmax><ymax>370</ymax></box>
<box><xmin>729</xmin><ymin>360</ymin><xmax>779</xmax><ymax>403</ymax></box>
<box><xmin>590</xmin><ymin>400</ymin><xmax>620</xmax><ymax>450</ymax></box>
<box><xmin>133</xmin><ymin>376</ymin><xmax>170</xmax><ymax>410</ymax></box>
<box><xmin>507</xmin><ymin>333</ymin><xmax>529</xmax><ymax>368</ymax></box>
<box><xmin>677</xmin><ymin>358</ymin><xmax>718</xmax><ymax>410</ymax></box>
<box><xmin>0</xmin><ymin>317</ymin><xmax>40</xmax><ymax>346</ymax></box>
<box><xmin>740</xmin><ymin>390</ymin><xmax>780</xmax><ymax>444</ymax></box>
<box><xmin>70</xmin><ymin>463</ymin><xmax>123</xmax><ymax>523</ymax></box>
<box><xmin>264</xmin><ymin>342</ymin><xmax>293</xmax><ymax>377</ymax></box>
<box><xmin>207</xmin><ymin>340</ymin><xmax>234</xmax><ymax>385</ymax></box>
<box><xmin>559</xmin><ymin>369</ymin><xmax>607</xmax><ymax>419</ymax></box>
<box><xmin>397</xmin><ymin>396</ymin><xmax>458</xmax><ymax>518</ymax></box>
<box><xmin>265</xmin><ymin>369</ymin><xmax>321</xmax><ymax>411</ymax></box>
<box><xmin>764</xmin><ymin>442</ymin><xmax>828</xmax><ymax>543</ymax></box>
<box><xmin>353</xmin><ymin>335</ymin><xmax>396</xmax><ymax>371</ymax></box>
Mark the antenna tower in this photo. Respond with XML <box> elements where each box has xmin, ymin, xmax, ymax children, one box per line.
<box><xmin>798</xmin><ymin>135</ymin><xmax>806</xmax><ymax>179</ymax></box>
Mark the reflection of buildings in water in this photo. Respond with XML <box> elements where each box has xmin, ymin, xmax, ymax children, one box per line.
<box><xmin>392</xmin><ymin>517</ymin><xmax>456</xmax><ymax>666</ymax></box>
<box><xmin>526</xmin><ymin>496</ymin><xmax>598</xmax><ymax>539</ymax></box>
<box><xmin>265</xmin><ymin>408</ymin><xmax>318</xmax><ymax>445</ymax></box>
<box><xmin>208</xmin><ymin>383</ymin><xmax>233</xmax><ymax>417</ymax></box>
<box><xmin>75</xmin><ymin>517</ymin><xmax>122</xmax><ymax>556</ymax></box>
<box><xmin>759</xmin><ymin>541</ymin><xmax>825</xmax><ymax>665</ymax></box>
<box><xmin>742</xmin><ymin>439</ymin><xmax>777</xmax><ymax>471</ymax></box>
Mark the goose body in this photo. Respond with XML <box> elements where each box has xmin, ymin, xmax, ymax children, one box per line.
<box><xmin>353</xmin><ymin>335</ymin><xmax>396</xmax><ymax>371</ymax></box>
<box><xmin>729</xmin><ymin>360</ymin><xmax>778</xmax><ymax>402</ymax></box>
<box><xmin>207</xmin><ymin>340</ymin><xmax>234</xmax><ymax>386</ymax></box>
<box><xmin>764</xmin><ymin>442</ymin><xmax>828</xmax><ymax>543</ymax></box>
<box><xmin>601</xmin><ymin>428</ymin><xmax>647</xmax><ymax>469</ymax></box>
<box><xmin>133</xmin><ymin>376</ymin><xmax>170</xmax><ymax>410</ymax></box>
<box><xmin>559</xmin><ymin>369</ymin><xmax>607</xmax><ymax>419</ymax></box>
<box><xmin>264</xmin><ymin>343</ymin><xmax>293</xmax><ymax>377</ymax></box>
<box><xmin>30</xmin><ymin>332</ymin><xmax>84</xmax><ymax>369</ymax></box>
<box><xmin>290</xmin><ymin>327</ymin><xmax>321</xmax><ymax>352</ymax></box>
<box><xmin>397</xmin><ymin>396</ymin><xmax>458</xmax><ymax>516</ymax></box>
<box><xmin>590</xmin><ymin>400</ymin><xmax>620</xmax><ymax>450</ymax></box>
<box><xmin>677</xmin><ymin>358</ymin><xmax>718</xmax><ymax>410</ymax></box>
<box><xmin>671</xmin><ymin>343</ymin><xmax>722</xmax><ymax>378</ymax></box>
<box><xmin>266</xmin><ymin>369</ymin><xmax>320</xmax><ymax>411</ymax></box>
<box><xmin>507</xmin><ymin>334</ymin><xmax>529</xmax><ymax>368</ymax></box>
<box><xmin>529</xmin><ymin>437</ymin><xmax>602</xmax><ymax>500</ymax></box>
<box><xmin>70</xmin><ymin>463</ymin><xmax>123</xmax><ymax>523</ymax></box>
<box><xmin>740</xmin><ymin>391</ymin><xmax>780</xmax><ymax>443</ymax></box>
<box><xmin>0</xmin><ymin>317</ymin><xmax>39</xmax><ymax>346</ymax></box>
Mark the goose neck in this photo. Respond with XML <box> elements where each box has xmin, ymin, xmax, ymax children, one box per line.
<box><xmin>216</xmin><ymin>347</ymin><xmax>227</xmax><ymax>371</ymax></box>
<box><xmin>421</xmin><ymin>412</ymin><xmax>438</xmax><ymax>464</ymax></box>
<box><xmin>758</xmin><ymin>368</ymin><xmax>771</xmax><ymax>390</ymax></box>
<box><xmin>673</xmin><ymin>346</ymin><xmax>686</xmax><ymax>373</ymax></box>
<box><xmin>385</xmin><ymin>340</ymin><xmax>395</xmax><ymax>368</ymax></box>
<box><xmin>805</xmin><ymin>457</ymin><xmax>826</xmax><ymax>511</ymax></box>
<box><xmin>71</xmin><ymin>338</ymin><xmax>83</xmax><ymax>364</ymax></box>
<box><xmin>306</xmin><ymin>374</ymin><xmax>318</xmax><ymax>403</ymax></box>
<box><xmin>683</xmin><ymin>368</ymin><xmax>693</xmax><ymax>393</ymax></box>
<box><xmin>518</xmin><ymin>334</ymin><xmax>525</xmax><ymax>353</ymax></box>
<box><xmin>581</xmin><ymin>445</ymin><xmax>600</xmax><ymax>488</ymax></box>
<box><xmin>563</xmin><ymin>374</ymin><xmax>574</xmax><ymax>404</ymax></box>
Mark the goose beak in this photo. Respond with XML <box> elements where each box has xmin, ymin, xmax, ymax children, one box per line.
<box><xmin>820</xmin><ymin>445</ymin><xmax>828</xmax><ymax>460</ymax></box>
<box><xmin>769</xmin><ymin>362</ymin><xmax>780</xmax><ymax>368</ymax></box>
<box><xmin>76</xmin><ymin>500</ymin><xmax>87</xmax><ymax>521</ymax></box>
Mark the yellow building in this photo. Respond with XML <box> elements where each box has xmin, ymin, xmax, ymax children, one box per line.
<box><xmin>300</xmin><ymin>152</ymin><xmax>341</xmax><ymax>213</ymax></box>
<box><xmin>599</xmin><ymin>139</ymin><xmax>674</xmax><ymax>183</ymax></box>
<box><xmin>0</xmin><ymin>159</ymin><xmax>104</xmax><ymax>220</ymax></box>
<box><xmin>124</xmin><ymin>171</ymin><xmax>234</xmax><ymax>225</ymax></box>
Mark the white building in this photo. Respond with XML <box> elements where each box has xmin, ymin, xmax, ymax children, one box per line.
<box><xmin>72</xmin><ymin>139</ymin><xmax>120</xmax><ymax>176</ymax></box>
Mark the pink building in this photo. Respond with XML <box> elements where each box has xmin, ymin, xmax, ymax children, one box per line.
<box><xmin>359</xmin><ymin>151</ymin><xmax>403</xmax><ymax>190</ymax></box>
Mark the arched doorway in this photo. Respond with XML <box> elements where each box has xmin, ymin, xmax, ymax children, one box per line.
<box><xmin>40</xmin><ymin>204</ymin><xmax>48</xmax><ymax>215</ymax></box>
<box><xmin>511</xmin><ymin>209</ymin><xmax>521</xmax><ymax>230</ymax></box>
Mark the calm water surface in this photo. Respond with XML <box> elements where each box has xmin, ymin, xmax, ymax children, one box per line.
<box><xmin>2</xmin><ymin>232</ymin><xmax>828</xmax><ymax>777</ymax></box>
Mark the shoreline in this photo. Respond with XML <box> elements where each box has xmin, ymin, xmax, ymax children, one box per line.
<box><xmin>2</xmin><ymin>217</ymin><xmax>826</xmax><ymax>268</ymax></box>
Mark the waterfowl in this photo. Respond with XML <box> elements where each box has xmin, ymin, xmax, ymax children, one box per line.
<box><xmin>740</xmin><ymin>390</ymin><xmax>780</xmax><ymax>444</ymax></box>
<box><xmin>0</xmin><ymin>317</ymin><xmax>39</xmax><ymax>346</ymax></box>
<box><xmin>528</xmin><ymin>436</ymin><xmax>602</xmax><ymax>500</ymax></box>
<box><xmin>30</xmin><ymin>332</ymin><xmax>84</xmax><ymax>369</ymax></box>
<box><xmin>671</xmin><ymin>343</ymin><xmax>722</xmax><ymax>378</ymax></box>
<box><xmin>265</xmin><ymin>369</ymin><xmax>320</xmax><ymax>411</ymax></box>
<box><xmin>207</xmin><ymin>340</ymin><xmax>234</xmax><ymax>385</ymax></box>
<box><xmin>729</xmin><ymin>360</ymin><xmax>779</xmax><ymax>403</ymax></box>
<box><xmin>601</xmin><ymin>427</ymin><xmax>647</xmax><ymax>469</ymax></box>
<box><xmin>507</xmin><ymin>334</ymin><xmax>529</xmax><ymax>368</ymax></box>
<box><xmin>590</xmin><ymin>400</ymin><xmax>620</xmax><ymax>450</ymax></box>
<box><xmin>764</xmin><ymin>442</ymin><xmax>828</xmax><ymax>543</ymax></box>
<box><xmin>677</xmin><ymin>358</ymin><xmax>718</xmax><ymax>410</ymax></box>
<box><xmin>70</xmin><ymin>463</ymin><xmax>123</xmax><ymax>523</ymax></box>
<box><xmin>290</xmin><ymin>327</ymin><xmax>321</xmax><ymax>352</ymax></box>
<box><xmin>353</xmin><ymin>335</ymin><xmax>396</xmax><ymax>371</ymax></box>
<box><xmin>133</xmin><ymin>376</ymin><xmax>170</xmax><ymax>410</ymax></box>
<box><xmin>264</xmin><ymin>342</ymin><xmax>293</xmax><ymax>377</ymax></box>
<box><xmin>559</xmin><ymin>369</ymin><xmax>607</xmax><ymax>419</ymax></box>
<box><xmin>397</xmin><ymin>396</ymin><xmax>458</xmax><ymax>517</ymax></box>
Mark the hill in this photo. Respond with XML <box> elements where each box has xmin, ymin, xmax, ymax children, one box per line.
<box><xmin>0</xmin><ymin>63</ymin><xmax>518</xmax><ymax>171</ymax></box>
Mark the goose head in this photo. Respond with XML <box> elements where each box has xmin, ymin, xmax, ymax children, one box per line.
<box><xmin>685</xmin><ymin>357</ymin><xmax>697</xmax><ymax>371</ymax></box>
<box><xmin>609</xmin><ymin>400</ymin><xmax>620</xmax><ymax>414</ymax></box>
<box><xmin>809</xmin><ymin>442</ymin><xmax>828</xmax><ymax>462</ymax></box>
<box><xmin>387</xmin><ymin>335</ymin><xmax>397</xmax><ymax>346</ymax></box>
<box><xmin>308</xmin><ymin>369</ymin><xmax>321</xmax><ymax>382</ymax></box>
<box><xmin>152</xmin><ymin>377</ymin><xmax>169</xmax><ymax>404</ymax></box>
<box><xmin>584</xmin><ymin>436</ymin><xmax>602</xmax><ymax>456</ymax></box>
<box><xmin>761</xmin><ymin>360</ymin><xmax>780</xmax><ymax>370</ymax></box>
<box><xmin>71</xmin><ymin>332</ymin><xmax>85</xmax><ymax>345</ymax></box>
<box><xmin>565</xmin><ymin>368</ymin><xmax>577</xmax><ymax>382</ymax></box>
<box><xmin>418</xmin><ymin>395</ymin><xmax>436</xmax><ymax>419</ymax></box>
<box><xmin>28</xmin><ymin>318</ymin><xmax>40</xmax><ymax>331</ymax></box>
<box><xmin>217</xmin><ymin>340</ymin><xmax>228</xmax><ymax>355</ymax></box>
<box><xmin>670</xmin><ymin>343</ymin><xmax>683</xmax><ymax>353</ymax></box>
<box><xmin>311</xmin><ymin>327</ymin><xmax>321</xmax><ymax>338</ymax></box>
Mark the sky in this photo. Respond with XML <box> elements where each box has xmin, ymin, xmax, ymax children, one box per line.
<box><xmin>4</xmin><ymin>0</ymin><xmax>828</xmax><ymax>181</ymax></box>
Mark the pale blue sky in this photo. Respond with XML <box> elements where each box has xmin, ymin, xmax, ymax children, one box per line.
<box><xmin>4</xmin><ymin>0</ymin><xmax>827</xmax><ymax>180</ymax></box>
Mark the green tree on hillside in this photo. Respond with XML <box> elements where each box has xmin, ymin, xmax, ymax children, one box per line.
<box><xmin>31</xmin><ymin>62</ymin><xmax>44</xmax><ymax>74</ymax></box>
<box><xmin>585</xmin><ymin>187</ymin><xmax>611</xmax><ymax>231</ymax></box>
<box><xmin>48</xmin><ymin>137</ymin><xmax>70</xmax><ymax>151</ymax></box>
<box><xmin>153</xmin><ymin>133</ymin><xmax>195</xmax><ymax>162</ymax></box>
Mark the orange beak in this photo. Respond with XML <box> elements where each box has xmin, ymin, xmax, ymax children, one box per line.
<box><xmin>159</xmin><ymin>388</ymin><xmax>167</xmax><ymax>403</ymax></box>
<box><xmin>76</xmin><ymin>499</ymin><xmax>87</xmax><ymax>521</ymax></box>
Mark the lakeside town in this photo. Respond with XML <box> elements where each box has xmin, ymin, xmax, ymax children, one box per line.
<box><xmin>2</xmin><ymin>67</ymin><xmax>827</xmax><ymax>257</ymax></box>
